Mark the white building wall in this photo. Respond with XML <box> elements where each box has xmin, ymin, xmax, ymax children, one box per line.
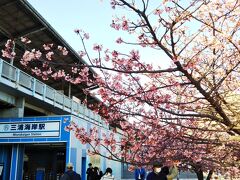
<box><xmin>70</xmin><ymin>116</ymin><xmax>122</xmax><ymax>179</ymax></box>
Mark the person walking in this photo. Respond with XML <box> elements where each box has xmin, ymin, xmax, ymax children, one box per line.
<box><xmin>166</xmin><ymin>161</ymin><xmax>179</xmax><ymax>180</ymax></box>
<box><xmin>86</xmin><ymin>163</ymin><xmax>94</xmax><ymax>180</ymax></box>
<box><xmin>134</xmin><ymin>166</ymin><xmax>146</xmax><ymax>180</ymax></box>
<box><xmin>92</xmin><ymin>167</ymin><xmax>103</xmax><ymax>180</ymax></box>
<box><xmin>146</xmin><ymin>162</ymin><xmax>167</xmax><ymax>180</ymax></box>
<box><xmin>100</xmin><ymin>167</ymin><xmax>114</xmax><ymax>180</ymax></box>
<box><xmin>60</xmin><ymin>162</ymin><xmax>81</xmax><ymax>180</ymax></box>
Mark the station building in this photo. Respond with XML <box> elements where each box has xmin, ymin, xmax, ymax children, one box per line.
<box><xmin>0</xmin><ymin>0</ymin><xmax>127</xmax><ymax>179</ymax></box>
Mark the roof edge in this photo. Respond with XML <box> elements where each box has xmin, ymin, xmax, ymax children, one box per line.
<box><xmin>20</xmin><ymin>0</ymin><xmax>96</xmax><ymax>75</ymax></box>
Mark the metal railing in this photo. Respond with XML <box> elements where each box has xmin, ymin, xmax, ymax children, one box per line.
<box><xmin>0</xmin><ymin>59</ymin><xmax>106</xmax><ymax>128</ymax></box>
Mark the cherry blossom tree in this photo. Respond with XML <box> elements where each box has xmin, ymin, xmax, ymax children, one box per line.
<box><xmin>2</xmin><ymin>0</ymin><xmax>240</xmax><ymax>179</ymax></box>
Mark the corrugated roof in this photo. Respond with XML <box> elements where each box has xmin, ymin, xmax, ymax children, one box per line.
<box><xmin>0</xmin><ymin>0</ymin><xmax>98</xmax><ymax>103</ymax></box>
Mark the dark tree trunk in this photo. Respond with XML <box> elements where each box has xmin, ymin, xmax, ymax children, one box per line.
<box><xmin>206</xmin><ymin>170</ymin><xmax>214</xmax><ymax>180</ymax></box>
<box><xmin>192</xmin><ymin>164</ymin><xmax>204</xmax><ymax>180</ymax></box>
<box><xmin>195</xmin><ymin>169</ymin><xmax>204</xmax><ymax>180</ymax></box>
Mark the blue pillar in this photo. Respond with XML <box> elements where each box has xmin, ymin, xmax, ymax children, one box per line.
<box><xmin>66</xmin><ymin>141</ymin><xmax>71</xmax><ymax>165</ymax></box>
<box><xmin>10</xmin><ymin>144</ymin><xmax>24</xmax><ymax>180</ymax></box>
<box><xmin>0</xmin><ymin>145</ymin><xmax>11</xmax><ymax>180</ymax></box>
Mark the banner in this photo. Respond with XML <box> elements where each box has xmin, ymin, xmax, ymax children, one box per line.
<box><xmin>0</xmin><ymin>121</ymin><xmax>60</xmax><ymax>138</ymax></box>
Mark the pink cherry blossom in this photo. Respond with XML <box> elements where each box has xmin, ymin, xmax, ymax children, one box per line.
<box><xmin>74</xmin><ymin>29</ymin><xmax>82</xmax><ymax>34</ymax></box>
<box><xmin>58</xmin><ymin>46</ymin><xmax>68</xmax><ymax>55</ymax></box>
<box><xmin>116</xmin><ymin>37</ymin><xmax>123</xmax><ymax>44</ymax></box>
<box><xmin>46</xmin><ymin>51</ymin><xmax>54</xmax><ymax>60</ymax></box>
<box><xmin>1</xmin><ymin>40</ymin><xmax>15</xmax><ymax>59</ymax></box>
<box><xmin>154</xmin><ymin>9</ymin><xmax>163</xmax><ymax>15</ymax></box>
<box><xmin>21</xmin><ymin>37</ymin><xmax>31</xmax><ymax>44</ymax></box>
<box><xmin>110</xmin><ymin>20</ymin><xmax>121</xmax><ymax>30</ymax></box>
<box><xmin>93</xmin><ymin>44</ymin><xmax>103</xmax><ymax>51</ymax></box>
<box><xmin>83</xmin><ymin>33</ymin><xmax>90</xmax><ymax>39</ymax></box>
<box><xmin>8</xmin><ymin>0</ymin><xmax>240</xmax><ymax>178</ymax></box>
<box><xmin>43</xmin><ymin>43</ymin><xmax>53</xmax><ymax>51</ymax></box>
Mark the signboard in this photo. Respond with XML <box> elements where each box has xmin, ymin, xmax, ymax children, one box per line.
<box><xmin>0</xmin><ymin>121</ymin><xmax>60</xmax><ymax>138</ymax></box>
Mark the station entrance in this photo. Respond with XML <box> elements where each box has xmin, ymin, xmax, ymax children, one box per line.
<box><xmin>23</xmin><ymin>143</ymin><xmax>66</xmax><ymax>180</ymax></box>
<box><xmin>0</xmin><ymin>116</ymin><xmax>96</xmax><ymax>180</ymax></box>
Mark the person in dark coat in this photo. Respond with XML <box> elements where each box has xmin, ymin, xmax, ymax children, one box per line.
<box><xmin>161</xmin><ymin>166</ymin><xmax>169</xmax><ymax>176</ymax></box>
<box><xmin>92</xmin><ymin>167</ymin><xmax>103</xmax><ymax>180</ymax></box>
<box><xmin>60</xmin><ymin>162</ymin><xmax>81</xmax><ymax>180</ymax></box>
<box><xmin>86</xmin><ymin>163</ymin><xmax>94</xmax><ymax>180</ymax></box>
<box><xmin>146</xmin><ymin>162</ymin><xmax>167</xmax><ymax>180</ymax></box>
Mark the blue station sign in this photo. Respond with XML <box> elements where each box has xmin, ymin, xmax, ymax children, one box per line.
<box><xmin>0</xmin><ymin>121</ymin><xmax>60</xmax><ymax>138</ymax></box>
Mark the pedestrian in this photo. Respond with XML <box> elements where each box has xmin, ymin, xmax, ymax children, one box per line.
<box><xmin>146</xmin><ymin>161</ymin><xmax>167</xmax><ymax>180</ymax></box>
<box><xmin>92</xmin><ymin>167</ymin><xmax>103</xmax><ymax>180</ymax></box>
<box><xmin>134</xmin><ymin>166</ymin><xmax>146</xmax><ymax>180</ymax></box>
<box><xmin>161</xmin><ymin>166</ymin><xmax>170</xmax><ymax>177</ymax></box>
<box><xmin>99</xmin><ymin>169</ymin><xmax>103</xmax><ymax>179</ymax></box>
<box><xmin>101</xmin><ymin>167</ymin><xmax>114</xmax><ymax>180</ymax></box>
<box><xmin>166</xmin><ymin>161</ymin><xmax>179</xmax><ymax>180</ymax></box>
<box><xmin>87</xmin><ymin>163</ymin><xmax>94</xmax><ymax>180</ymax></box>
<box><xmin>60</xmin><ymin>162</ymin><xmax>81</xmax><ymax>180</ymax></box>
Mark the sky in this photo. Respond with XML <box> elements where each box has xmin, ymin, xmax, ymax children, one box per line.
<box><xmin>27</xmin><ymin>0</ymin><xmax>118</xmax><ymax>51</ymax></box>
<box><xmin>27</xmin><ymin>0</ymin><xmax>171</xmax><ymax>68</ymax></box>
